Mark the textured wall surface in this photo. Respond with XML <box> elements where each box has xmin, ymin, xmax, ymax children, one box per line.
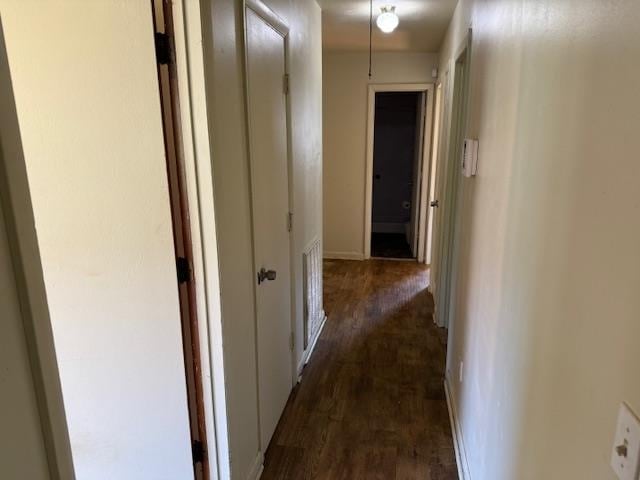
<box><xmin>438</xmin><ymin>1</ymin><xmax>640</xmax><ymax>478</ymax></box>
<box><xmin>323</xmin><ymin>52</ymin><xmax>438</xmax><ymax>258</ymax></box>
<box><xmin>200</xmin><ymin>0</ymin><xmax>323</xmax><ymax>477</ymax></box>
<box><xmin>1</xmin><ymin>1</ymin><xmax>193</xmax><ymax>478</ymax></box>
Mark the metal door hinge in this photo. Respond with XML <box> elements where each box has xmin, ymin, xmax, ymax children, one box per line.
<box><xmin>283</xmin><ymin>73</ymin><xmax>290</xmax><ymax>95</ymax></box>
<box><xmin>289</xmin><ymin>332</ymin><xmax>294</xmax><ymax>352</ymax></box>
<box><xmin>192</xmin><ymin>440</ymin><xmax>205</xmax><ymax>464</ymax></box>
<box><xmin>176</xmin><ymin>256</ymin><xmax>191</xmax><ymax>284</ymax></box>
<box><xmin>287</xmin><ymin>212</ymin><xmax>293</xmax><ymax>232</ymax></box>
<box><xmin>155</xmin><ymin>32</ymin><xmax>171</xmax><ymax>65</ymax></box>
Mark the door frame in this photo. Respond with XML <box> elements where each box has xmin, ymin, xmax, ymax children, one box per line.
<box><xmin>152</xmin><ymin>1</ymin><xmax>213</xmax><ymax>478</ymax></box>
<box><xmin>243</xmin><ymin>0</ymin><xmax>298</xmax><ymax>449</ymax></box>
<box><xmin>424</xmin><ymin>81</ymin><xmax>444</xmax><ymax>266</ymax></box>
<box><xmin>151</xmin><ymin>0</ymin><xmax>233</xmax><ymax>478</ymax></box>
<box><xmin>364</xmin><ymin>83</ymin><xmax>435</xmax><ymax>262</ymax></box>
<box><xmin>433</xmin><ymin>29</ymin><xmax>473</xmax><ymax>330</ymax></box>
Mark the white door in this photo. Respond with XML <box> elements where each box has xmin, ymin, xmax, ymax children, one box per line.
<box><xmin>245</xmin><ymin>7</ymin><xmax>293</xmax><ymax>450</ymax></box>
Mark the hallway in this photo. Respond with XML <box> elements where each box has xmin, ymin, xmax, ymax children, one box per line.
<box><xmin>262</xmin><ymin>260</ymin><xmax>457</xmax><ymax>479</ymax></box>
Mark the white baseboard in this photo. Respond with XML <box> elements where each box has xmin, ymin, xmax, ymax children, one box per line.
<box><xmin>323</xmin><ymin>251</ymin><xmax>364</xmax><ymax>261</ymax></box>
<box><xmin>445</xmin><ymin>376</ymin><xmax>471</xmax><ymax>480</ymax></box>
<box><xmin>247</xmin><ymin>451</ymin><xmax>264</xmax><ymax>480</ymax></box>
<box><xmin>297</xmin><ymin>313</ymin><xmax>327</xmax><ymax>378</ymax></box>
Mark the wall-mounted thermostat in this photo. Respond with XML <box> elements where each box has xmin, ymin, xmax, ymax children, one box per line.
<box><xmin>462</xmin><ymin>138</ymin><xmax>479</xmax><ymax>177</ymax></box>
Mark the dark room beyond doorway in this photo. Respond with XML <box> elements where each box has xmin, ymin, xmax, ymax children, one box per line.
<box><xmin>371</xmin><ymin>91</ymin><xmax>422</xmax><ymax>259</ymax></box>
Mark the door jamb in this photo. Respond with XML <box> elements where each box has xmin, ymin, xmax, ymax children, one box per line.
<box><xmin>0</xmin><ymin>22</ymin><xmax>75</xmax><ymax>479</ymax></box>
<box><xmin>364</xmin><ymin>83</ymin><xmax>435</xmax><ymax>262</ymax></box>
<box><xmin>152</xmin><ymin>1</ymin><xmax>232</xmax><ymax>478</ymax></box>
<box><xmin>425</xmin><ymin>81</ymin><xmax>444</xmax><ymax>267</ymax></box>
<box><xmin>435</xmin><ymin>29</ymin><xmax>473</xmax><ymax>330</ymax></box>
<box><xmin>152</xmin><ymin>2</ymin><xmax>212</xmax><ymax>478</ymax></box>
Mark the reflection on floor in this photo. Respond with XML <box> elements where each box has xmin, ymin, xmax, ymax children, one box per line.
<box><xmin>262</xmin><ymin>259</ymin><xmax>458</xmax><ymax>480</ymax></box>
<box><xmin>371</xmin><ymin>232</ymin><xmax>414</xmax><ymax>259</ymax></box>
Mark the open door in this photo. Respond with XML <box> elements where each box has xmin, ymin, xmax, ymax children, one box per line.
<box><xmin>409</xmin><ymin>92</ymin><xmax>426</xmax><ymax>258</ymax></box>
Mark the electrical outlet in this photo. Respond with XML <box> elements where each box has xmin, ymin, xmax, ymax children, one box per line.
<box><xmin>459</xmin><ymin>361</ymin><xmax>464</xmax><ymax>383</ymax></box>
<box><xmin>611</xmin><ymin>403</ymin><xmax>640</xmax><ymax>480</ymax></box>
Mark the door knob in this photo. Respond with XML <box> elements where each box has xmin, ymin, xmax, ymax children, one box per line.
<box><xmin>430</xmin><ymin>200</ymin><xmax>439</xmax><ymax>208</ymax></box>
<box><xmin>257</xmin><ymin>268</ymin><xmax>277</xmax><ymax>284</ymax></box>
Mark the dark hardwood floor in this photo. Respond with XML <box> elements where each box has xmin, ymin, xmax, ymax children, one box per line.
<box><xmin>262</xmin><ymin>259</ymin><xmax>458</xmax><ymax>480</ymax></box>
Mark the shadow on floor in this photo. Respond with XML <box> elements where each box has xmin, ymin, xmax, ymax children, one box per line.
<box><xmin>261</xmin><ymin>259</ymin><xmax>458</xmax><ymax>480</ymax></box>
<box><xmin>371</xmin><ymin>232</ymin><xmax>414</xmax><ymax>259</ymax></box>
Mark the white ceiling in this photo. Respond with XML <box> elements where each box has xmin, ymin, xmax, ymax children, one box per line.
<box><xmin>317</xmin><ymin>0</ymin><xmax>458</xmax><ymax>53</ymax></box>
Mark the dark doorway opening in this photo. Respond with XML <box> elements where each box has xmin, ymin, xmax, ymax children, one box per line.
<box><xmin>371</xmin><ymin>91</ymin><xmax>423</xmax><ymax>259</ymax></box>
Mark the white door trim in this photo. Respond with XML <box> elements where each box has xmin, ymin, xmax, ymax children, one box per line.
<box><xmin>246</xmin><ymin>0</ymin><xmax>289</xmax><ymax>35</ymax></box>
<box><xmin>364</xmin><ymin>83</ymin><xmax>435</xmax><ymax>262</ymax></box>
<box><xmin>169</xmin><ymin>1</ymin><xmax>235</xmax><ymax>477</ymax></box>
<box><xmin>435</xmin><ymin>29</ymin><xmax>473</xmax><ymax>333</ymax></box>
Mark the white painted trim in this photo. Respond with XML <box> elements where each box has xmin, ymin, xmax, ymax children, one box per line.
<box><xmin>323</xmin><ymin>251</ymin><xmax>365</xmax><ymax>261</ymax></box>
<box><xmin>246</xmin><ymin>451</ymin><xmax>265</xmax><ymax>480</ymax></box>
<box><xmin>433</xmin><ymin>29</ymin><xmax>473</xmax><ymax>331</ymax></box>
<box><xmin>364</xmin><ymin>83</ymin><xmax>435</xmax><ymax>262</ymax></box>
<box><xmin>297</xmin><ymin>312</ymin><xmax>327</xmax><ymax>377</ymax></box>
<box><xmin>245</xmin><ymin>0</ymin><xmax>289</xmax><ymax>35</ymax></box>
<box><xmin>445</xmin><ymin>376</ymin><xmax>471</xmax><ymax>480</ymax></box>
<box><xmin>417</xmin><ymin>86</ymin><xmax>435</xmax><ymax>264</ymax></box>
<box><xmin>174</xmin><ymin>1</ymin><xmax>230</xmax><ymax>477</ymax></box>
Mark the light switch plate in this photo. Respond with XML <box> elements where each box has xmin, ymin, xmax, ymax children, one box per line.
<box><xmin>611</xmin><ymin>403</ymin><xmax>640</xmax><ymax>480</ymax></box>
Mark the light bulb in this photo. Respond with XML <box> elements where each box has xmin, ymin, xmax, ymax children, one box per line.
<box><xmin>376</xmin><ymin>5</ymin><xmax>399</xmax><ymax>34</ymax></box>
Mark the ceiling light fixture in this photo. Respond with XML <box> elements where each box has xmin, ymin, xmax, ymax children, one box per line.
<box><xmin>376</xmin><ymin>5</ymin><xmax>399</xmax><ymax>34</ymax></box>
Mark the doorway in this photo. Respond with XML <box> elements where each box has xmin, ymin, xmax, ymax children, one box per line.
<box><xmin>364</xmin><ymin>83</ymin><xmax>434</xmax><ymax>262</ymax></box>
<box><xmin>244</xmin><ymin>1</ymin><xmax>294</xmax><ymax>453</ymax></box>
<box><xmin>153</xmin><ymin>1</ymin><xmax>210</xmax><ymax>478</ymax></box>
<box><xmin>432</xmin><ymin>31</ymin><xmax>472</xmax><ymax>330</ymax></box>
<box><xmin>371</xmin><ymin>91</ymin><xmax>422</xmax><ymax>259</ymax></box>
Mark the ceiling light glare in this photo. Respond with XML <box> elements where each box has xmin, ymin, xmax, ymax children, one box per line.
<box><xmin>376</xmin><ymin>5</ymin><xmax>399</xmax><ymax>34</ymax></box>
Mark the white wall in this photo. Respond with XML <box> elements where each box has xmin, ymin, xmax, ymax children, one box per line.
<box><xmin>200</xmin><ymin>0</ymin><xmax>323</xmax><ymax>478</ymax></box>
<box><xmin>437</xmin><ymin>1</ymin><xmax>640</xmax><ymax>479</ymax></box>
<box><xmin>1</xmin><ymin>2</ymin><xmax>193</xmax><ymax>478</ymax></box>
<box><xmin>323</xmin><ymin>52</ymin><xmax>438</xmax><ymax>259</ymax></box>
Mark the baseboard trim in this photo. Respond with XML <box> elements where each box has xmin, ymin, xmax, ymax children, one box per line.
<box><xmin>297</xmin><ymin>313</ymin><xmax>327</xmax><ymax>378</ymax></box>
<box><xmin>323</xmin><ymin>251</ymin><xmax>364</xmax><ymax>261</ymax></box>
<box><xmin>247</xmin><ymin>451</ymin><xmax>264</xmax><ymax>480</ymax></box>
<box><xmin>445</xmin><ymin>376</ymin><xmax>471</xmax><ymax>480</ymax></box>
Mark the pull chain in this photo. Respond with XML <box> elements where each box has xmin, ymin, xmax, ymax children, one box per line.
<box><xmin>368</xmin><ymin>0</ymin><xmax>373</xmax><ymax>78</ymax></box>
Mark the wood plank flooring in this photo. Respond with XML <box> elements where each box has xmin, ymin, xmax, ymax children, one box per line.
<box><xmin>261</xmin><ymin>259</ymin><xmax>458</xmax><ymax>480</ymax></box>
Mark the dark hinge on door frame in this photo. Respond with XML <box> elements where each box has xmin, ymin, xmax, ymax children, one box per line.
<box><xmin>283</xmin><ymin>73</ymin><xmax>290</xmax><ymax>95</ymax></box>
<box><xmin>155</xmin><ymin>32</ymin><xmax>171</xmax><ymax>65</ymax></box>
<box><xmin>176</xmin><ymin>256</ymin><xmax>191</xmax><ymax>284</ymax></box>
<box><xmin>192</xmin><ymin>440</ymin><xmax>205</xmax><ymax>464</ymax></box>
